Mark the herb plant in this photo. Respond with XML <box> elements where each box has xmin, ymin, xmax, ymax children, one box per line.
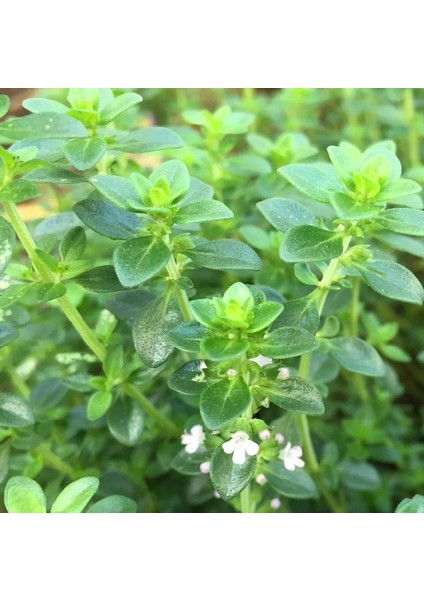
<box><xmin>1</xmin><ymin>88</ymin><xmax>423</xmax><ymax>513</ymax></box>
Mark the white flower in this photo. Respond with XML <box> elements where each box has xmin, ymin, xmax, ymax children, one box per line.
<box><xmin>270</xmin><ymin>498</ymin><xmax>281</xmax><ymax>510</ymax></box>
<box><xmin>255</xmin><ymin>474</ymin><xmax>267</xmax><ymax>486</ymax></box>
<box><xmin>277</xmin><ymin>367</ymin><xmax>290</xmax><ymax>380</ymax></box>
<box><xmin>181</xmin><ymin>424</ymin><xmax>205</xmax><ymax>454</ymax></box>
<box><xmin>226</xmin><ymin>368</ymin><xmax>238</xmax><ymax>377</ymax></box>
<box><xmin>199</xmin><ymin>461</ymin><xmax>210</xmax><ymax>474</ymax></box>
<box><xmin>279</xmin><ymin>442</ymin><xmax>305</xmax><ymax>471</ymax></box>
<box><xmin>222</xmin><ymin>431</ymin><xmax>259</xmax><ymax>465</ymax></box>
<box><xmin>275</xmin><ymin>433</ymin><xmax>285</xmax><ymax>444</ymax></box>
<box><xmin>259</xmin><ymin>429</ymin><xmax>271</xmax><ymax>441</ymax></box>
<box><xmin>249</xmin><ymin>354</ymin><xmax>273</xmax><ymax>367</ymax></box>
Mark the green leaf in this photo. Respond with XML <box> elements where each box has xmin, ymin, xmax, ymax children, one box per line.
<box><xmin>168</xmin><ymin>361</ymin><xmax>208</xmax><ymax>396</ymax></box>
<box><xmin>22</xmin><ymin>98</ymin><xmax>68</xmax><ymax>114</ymax></box>
<box><xmin>225</xmin><ymin>154</ymin><xmax>271</xmax><ymax>176</ymax></box>
<box><xmin>330</xmin><ymin>192</ymin><xmax>383</xmax><ymax>221</ymax></box>
<box><xmin>257</xmin><ymin>198</ymin><xmax>316</xmax><ymax>232</ymax></box>
<box><xmin>201</xmin><ymin>337</ymin><xmax>249</xmax><ymax>361</ymax></box>
<box><xmin>75</xmin><ymin>266</ymin><xmax>126</xmax><ymax>293</ymax></box>
<box><xmin>133</xmin><ymin>296</ymin><xmax>182</xmax><ymax>368</ymax></box>
<box><xmin>339</xmin><ymin>461</ymin><xmax>381</xmax><ymax>491</ymax></box>
<box><xmin>280</xmin><ymin>225</ymin><xmax>344</xmax><ymax>263</ymax></box>
<box><xmin>377</xmin><ymin>208</ymin><xmax>424</xmax><ymax>236</ymax></box>
<box><xmin>374</xmin><ymin>231</ymin><xmax>424</xmax><ymax>258</ymax></box>
<box><xmin>258</xmin><ymin>326</ymin><xmax>318</xmax><ymax>358</ymax></box>
<box><xmin>74</xmin><ymin>198</ymin><xmax>141</xmax><ymax>240</ymax></box>
<box><xmin>114</xmin><ymin>127</ymin><xmax>183</xmax><ymax>153</ymax></box>
<box><xmin>186</xmin><ymin>240</ymin><xmax>262</xmax><ymax>271</ymax></box>
<box><xmin>99</xmin><ymin>92</ymin><xmax>143</xmax><ymax>124</ymax></box>
<box><xmin>378</xmin><ymin>178</ymin><xmax>422</xmax><ymax>200</ymax></box>
<box><xmin>107</xmin><ymin>396</ymin><xmax>144</xmax><ymax>446</ymax></box>
<box><xmin>266</xmin><ymin>377</ymin><xmax>324</xmax><ymax>415</ymax></box>
<box><xmin>0</xmin><ymin>216</ymin><xmax>15</xmax><ymax>274</ymax></box>
<box><xmin>395</xmin><ymin>494</ymin><xmax>424</xmax><ymax>513</ymax></box>
<box><xmin>278</xmin><ymin>164</ymin><xmax>340</xmax><ymax>202</ymax></box>
<box><xmin>0</xmin><ymin>112</ymin><xmax>87</xmax><ymax>140</ymax></box>
<box><xmin>0</xmin><ymin>180</ymin><xmax>41</xmax><ymax>203</ymax></box>
<box><xmin>189</xmin><ymin>299</ymin><xmax>217</xmax><ymax>328</ymax></box>
<box><xmin>328</xmin><ymin>337</ymin><xmax>385</xmax><ymax>376</ymax></box>
<box><xmin>88</xmin><ymin>495</ymin><xmax>137</xmax><ymax>513</ymax></box>
<box><xmin>0</xmin><ymin>283</ymin><xmax>29</xmax><ymax>309</ymax></box>
<box><xmin>87</xmin><ymin>390</ymin><xmax>113</xmax><ymax>421</ymax></box>
<box><xmin>210</xmin><ymin>447</ymin><xmax>256</xmax><ymax>501</ymax></box>
<box><xmin>0</xmin><ymin>94</ymin><xmax>10</xmax><ymax>118</ymax></box>
<box><xmin>272</xmin><ymin>297</ymin><xmax>320</xmax><ymax>334</ymax></box>
<box><xmin>89</xmin><ymin>175</ymin><xmax>140</xmax><ymax>211</ymax></box>
<box><xmin>60</xmin><ymin>226</ymin><xmax>86</xmax><ymax>262</ymax></box>
<box><xmin>114</xmin><ymin>237</ymin><xmax>171</xmax><ymax>287</ymax></box>
<box><xmin>24</xmin><ymin>167</ymin><xmax>85</xmax><ymax>184</ymax></box>
<box><xmin>150</xmin><ymin>160</ymin><xmax>190</xmax><ymax>202</ymax></box>
<box><xmin>247</xmin><ymin>301</ymin><xmax>284</xmax><ymax>333</ymax></box>
<box><xmin>167</xmin><ymin>321</ymin><xmax>208</xmax><ymax>352</ymax></box>
<box><xmin>0</xmin><ymin>323</ymin><xmax>19</xmax><ymax>347</ymax></box>
<box><xmin>51</xmin><ymin>477</ymin><xmax>99</xmax><ymax>513</ymax></box>
<box><xmin>171</xmin><ymin>448</ymin><xmax>211</xmax><ymax>475</ymax></box>
<box><xmin>175</xmin><ymin>200</ymin><xmax>233</xmax><ymax>224</ymax></box>
<box><xmin>0</xmin><ymin>392</ymin><xmax>35</xmax><ymax>428</ymax></box>
<box><xmin>31</xmin><ymin>282</ymin><xmax>67</xmax><ymax>303</ymax></box>
<box><xmin>4</xmin><ymin>476</ymin><xmax>47</xmax><ymax>513</ymax></box>
<box><xmin>357</xmin><ymin>260</ymin><xmax>424</xmax><ymax>305</ymax></box>
<box><xmin>200</xmin><ymin>378</ymin><xmax>251</xmax><ymax>430</ymax></box>
<box><xmin>63</xmin><ymin>137</ymin><xmax>107</xmax><ymax>171</ymax></box>
<box><xmin>263</xmin><ymin>462</ymin><xmax>318</xmax><ymax>499</ymax></box>
<box><xmin>104</xmin><ymin>345</ymin><xmax>124</xmax><ymax>382</ymax></box>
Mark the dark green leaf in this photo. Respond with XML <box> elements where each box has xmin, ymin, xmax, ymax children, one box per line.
<box><xmin>258</xmin><ymin>326</ymin><xmax>318</xmax><ymax>358</ymax></box>
<box><xmin>266</xmin><ymin>377</ymin><xmax>324</xmax><ymax>415</ymax></box>
<box><xmin>210</xmin><ymin>447</ymin><xmax>256</xmax><ymax>501</ymax></box>
<box><xmin>374</xmin><ymin>231</ymin><xmax>424</xmax><ymax>258</ymax></box>
<box><xmin>280</xmin><ymin>225</ymin><xmax>343</xmax><ymax>263</ymax></box>
<box><xmin>51</xmin><ymin>477</ymin><xmax>99</xmax><ymax>513</ymax></box>
<box><xmin>60</xmin><ymin>226</ymin><xmax>86</xmax><ymax>262</ymax></box>
<box><xmin>175</xmin><ymin>200</ymin><xmax>233</xmax><ymax>224</ymax></box>
<box><xmin>89</xmin><ymin>175</ymin><xmax>140</xmax><ymax>211</ymax></box>
<box><xmin>0</xmin><ymin>323</ymin><xmax>19</xmax><ymax>348</ymax></box>
<box><xmin>201</xmin><ymin>337</ymin><xmax>249</xmax><ymax>361</ymax></box>
<box><xmin>132</xmin><ymin>296</ymin><xmax>182</xmax><ymax>368</ymax></box>
<box><xmin>377</xmin><ymin>208</ymin><xmax>424</xmax><ymax>236</ymax></box>
<box><xmin>88</xmin><ymin>495</ymin><xmax>137</xmax><ymax>513</ymax></box>
<box><xmin>114</xmin><ymin>127</ymin><xmax>183</xmax><ymax>153</ymax></box>
<box><xmin>358</xmin><ymin>260</ymin><xmax>424</xmax><ymax>304</ymax></box>
<box><xmin>331</xmin><ymin>192</ymin><xmax>383</xmax><ymax>221</ymax></box>
<box><xmin>75</xmin><ymin>266</ymin><xmax>126</xmax><ymax>293</ymax></box>
<box><xmin>107</xmin><ymin>396</ymin><xmax>144</xmax><ymax>446</ymax></box>
<box><xmin>339</xmin><ymin>461</ymin><xmax>381</xmax><ymax>491</ymax></box>
<box><xmin>24</xmin><ymin>167</ymin><xmax>85</xmax><ymax>184</ymax></box>
<box><xmin>0</xmin><ymin>112</ymin><xmax>87</xmax><ymax>140</ymax></box>
<box><xmin>171</xmin><ymin>448</ymin><xmax>211</xmax><ymax>475</ymax></box>
<box><xmin>328</xmin><ymin>337</ymin><xmax>385</xmax><ymax>376</ymax></box>
<box><xmin>99</xmin><ymin>92</ymin><xmax>143</xmax><ymax>124</ymax></box>
<box><xmin>87</xmin><ymin>390</ymin><xmax>113</xmax><ymax>421</ymax></box>
<box><xmin>0</xmin><ymin>283</ymin><xmax>30</xmax><ymax>309</ymax></box>
<box><xmin>257</xmin><ymin>197</ymin><xmax>316</xmax><ymax>231</ymax></box>
<box><xmin>278</xmin><ymin>164</ymin><xmax>340</xmax><ymax>202</ymax></box>
<box><xmin>200</xmin><ymin>377</ymin><xmax>251</xmax><ymax>430</ymax></box>
<box><xmin>168</xmin><ymin>361</ymin><xmax>208</xmax><ymax>395</ymax></box>
<box><xmin>74</xmin><ymin>198</ymin><xmax>141</xmax><ymax>240</ymax></box>
<box><xmin>63</xmin><ymin>137</ymin><xmax>107</xmax><ymax>171</ymax></box>
<box><xmin>186</xmin><ymin>240</ymin><xmax>261</xmax><ymax>271</ymax></box>
<box><xmin>263</xmin><ymin>462</ymin><xmax>318</xmax><ymax>499</ymax></box>
<box><xmin>272</xmin><ymin>298</ymin><xmax>320</xmax><ymax>334</ymax></box>
<box><xmin>4</xmin><ymin>476</ymin><xmax>47</xmax><ymax>513</ymax></box>
<box><xmin>114</xmin><ymin>237</ymin><xmax>171</xmax><ymax>287</ymax></box>
<box><xmin>0</xmin><ymin>180</ymin><xmax>41</xmax><ymax>203</ymax></box>
<box><xmin>0</xmin><ymin>392</ymin><xmax>35</xmax><ymax>428</ymax></box>
<box><xmin>31</xmin><ymin>282</ymin><xmax>67</xmax><ymax>303</ymax></box>
<box><xmin>167</xmin><ymin>321</ymin><xmax>208</xmax><ymax>352</ymax></box>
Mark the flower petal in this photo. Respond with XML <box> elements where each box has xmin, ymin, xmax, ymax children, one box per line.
<box><xmin>185</xmin><ymin>441</ymin><xmax>198</xmax><ymax>454</ymax></box>
<box><xmin>222</xmin><ymin>439</ymin><xmax>235</xmax><ymax>454</ymax></box>
<box><xmin>245</xmin><ymin>440</ymin><xmax>259</xmax><ymax>456</ymax></box>
<box><xmin>232</xmin><ymin>445</ymin><xmax>247</xmax><ymax>465</ymax></box>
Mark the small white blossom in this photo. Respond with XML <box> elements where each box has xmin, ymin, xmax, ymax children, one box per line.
<box><xmin>270</xmin><ymin>498</ymin><xmax>281</xmax><ymax>510</ymax></box>
<box><xmin>275</xmin><ymin>433</ymin><xmax>285</xmax><ymax>444</ymax></box>
<box><xmin>279</xmin><ymin>442</ymin><xmax>305</xmax><ymax>471</ymax></box>
<box><xmin>222</xmin><ymin>431</ymin><xmax>259</xmax><ymax>465</ymax></box>
<box><xmin>200</xmin><ymin>461</ymin><xmax>210</xmax><ymax>474</ymax></box>
<box><xmin>199</xmin><ymin>361</ymin><xmax>207</xmax><ymax>370</ymax></box>
<box><xmin>259</xmin><ymin>429</ymin><xmax>271</xmax><ymax>441</ymax></box>
<box><xmin>249</xmin><ymin>354</ymin><xmax>274</xmax><ymax>367</ymax></box>
<box><xmin>255</xmin><ymin>474</ymin><xmax>267</xmax><ymax>486</ymax></box>
<box><xmin>277</xmin><ymin>367</ymin><xmax>290</xmax><ymax>380</ymax></box>
<box><xmin>226</xmin><ymin>368</ymin><xmax>238</xmax><ymax>377</ymax></box>
<box><xmin>181</xmin><ymin>424</ymin><xmax>205</xmax><ymax>454</ymax></box>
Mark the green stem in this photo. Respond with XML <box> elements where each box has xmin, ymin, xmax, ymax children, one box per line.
<box><xmin>296</xmin><ymin>354</ymin><xmax>319</xmax><ymax>472</ymax></box>
<box><xmin>350</xmin><ymin>277</ymin><xmax>361</xmax><ymax>337</ymax></box>
<box><xmin>37</xmin><ymin>444</ymin><xmax>74</xmax><ymax>476</ymax></box>
<box><xmin>166</xmin><ymin>253</ymin><xmax>193</xmax><ymax>321</ymax></box>
<box><xmin>4</xmin><ymin>202</ymin><xmax>180</xmax><ymax>436</ymax></box>
<box><xmin>122</xmin><ymin>383</ymin><xmax>180</xmax><ymax>437</ymax></box>
<box><xmin>240</xmin><ymin>485</ymin><xmax>252</xmax><ymax>513</ymax></box>
<box><xmin>7</xmin><ymin>367</ymin><xmax>31</xmax><ymax>398</ymax></box>
<box><xmin>403</xmin><ymin>88</ymin><xmax>420</xmax><ymax>167</ymax></box>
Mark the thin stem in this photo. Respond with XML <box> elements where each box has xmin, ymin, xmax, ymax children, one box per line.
<box><xmin>122</xmin><ymin>383</ymin><xmax>180</xmax><ymax>437</ymax></box>
<box><xmin>295</xmin><ymin>353</ymin><xmax>319</xmax><ymax>472</ymax></box>
<box><xmin>350</xmin><ymin>277</ymin><xmax>361</xmax><ymax>337</ymax></box>
<box><xmin>7</xmin><ymin>367</ymin><xmax>31</xmax><ymax>398</ymax></box>
<box><xmin>240</xmin><ymin>485</ymin><xmax>252</xmax><ymax>513</ymax></box>
<box><xmin>166</xmin><ymin>253</ymin><xmax>193</xmax><ymax>321</ymax></box>
<box><xmin>37</xmin><ymin>444</ymin><xmax>74</xmax><ymax>476</ymax></box>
